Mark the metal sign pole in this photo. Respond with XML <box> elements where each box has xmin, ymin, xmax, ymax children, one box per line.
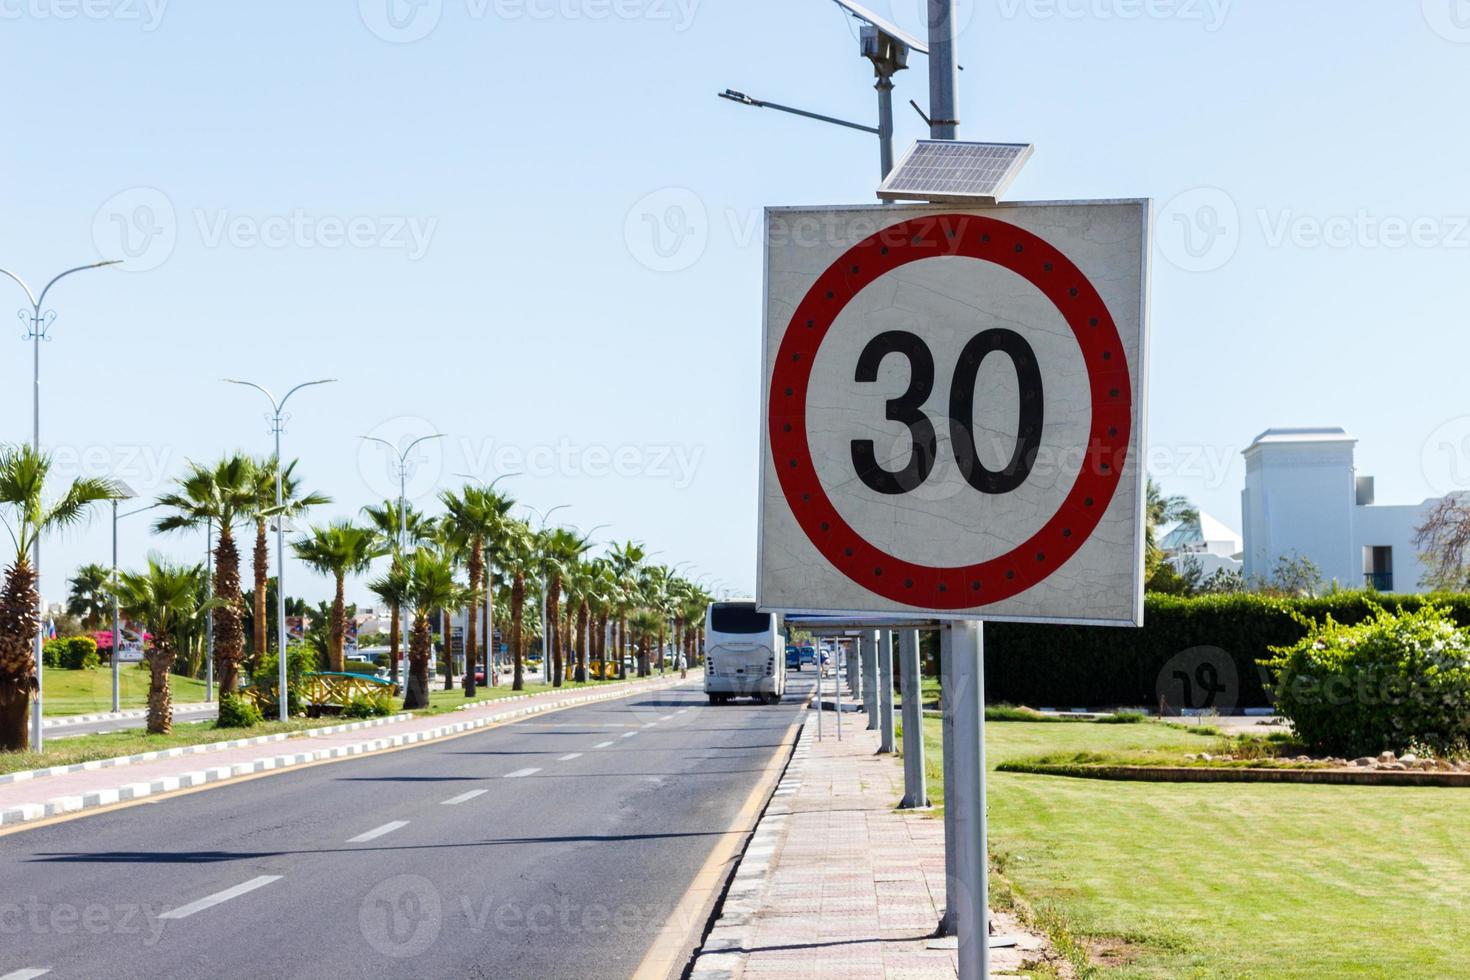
<box><xmin>834</xmin><ymin>641</ymin><xmax>843</xmax><ymax>741</ymax></box>
<box><xmin>940</xmin><ymin>624</ymin><xmax>956</xmax><ymax>936</ymax></box>
<box><xmin>863</xmin><ymin>631</ymin><xmax>879</xmax><ymax>729</ymax></box>
<box><xmin>951</xmin><ymin>619</ymin><xmax>990</xmax><ymax>980</ymax></box>
<box><xmin>878</xmin><ymin>630</ymin><xmax>896</xmax><ymax>753</ymax></box>
<box><xmin>815</xmin><ymin>640</ymin><xmax>824</xmax><ymax>741</ymax></box>
<box><xmin>899</xmin><ymin>628</ymin><xmax>928</xmax><ymax>808</ymax></box>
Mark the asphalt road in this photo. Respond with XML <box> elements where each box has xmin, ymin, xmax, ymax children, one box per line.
<box><xmin>0</xmin><ymin>676</ymin><xmax>813</xmax><ymax>980</ymax></box>
<box><xmin>46</xmin><ymin>703</ymin><xmax>220</xmax><ymax>740</ymax></box>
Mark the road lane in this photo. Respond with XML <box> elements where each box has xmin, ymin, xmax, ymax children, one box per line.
<box><xmin>0</xmin><ymin>676</ymin><xmax>813</xmax><ymax>980</ymax></box>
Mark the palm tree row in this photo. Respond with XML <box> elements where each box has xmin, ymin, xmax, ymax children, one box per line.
<box><xmin>0</xmin><ymin>445</ymin><xmax>712</xmax><ymax>750</ymax></box>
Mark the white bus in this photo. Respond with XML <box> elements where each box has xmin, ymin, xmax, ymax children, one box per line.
<box><xmin>704</xmin><ymin>601</ymin><xmax>786</xmax><ymax>705</ymax></box>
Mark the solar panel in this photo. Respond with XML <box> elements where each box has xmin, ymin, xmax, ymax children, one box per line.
<box><xmin>831</xmin><ymin>0</ymin><xmax>929</xmax><ymax>54</ymax></box>
<box><xmin>877</xmin><ymin>140</ymin><xmax>1035</xmax><ymax>204</ymax></box>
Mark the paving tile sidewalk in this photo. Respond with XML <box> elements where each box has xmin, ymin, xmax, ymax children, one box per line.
<box><xmin>1</xmin><ymin>672</ymin><xmax>692</xmax><ymax>828</ymax></box>
<box><xmin>692</xmin><ymin>716</ymin><xmax>1053</xmax><ymax>979</ymax></box>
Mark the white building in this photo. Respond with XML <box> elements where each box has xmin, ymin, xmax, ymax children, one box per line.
<box><xmin>1240</xmin><ymin>427</ymin><xmax>1436</xmax><ymax>592</ymax></box>
<box><xmin>1160</xmin><ymin>511</ymin><xmax>1243</xmax><ymax>579</ymax></box>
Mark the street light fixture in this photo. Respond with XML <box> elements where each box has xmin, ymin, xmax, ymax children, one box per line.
<box><xmin>719</xmin><ymin>1</ymin><xmax>929</xmax><ymax>179</ymax></box>
<box><xmin>227</xmin><ymin>378</ymin><xmax>337</xmax><ymax>721</ymax></box>
<box><xmin>1</xmin><ymin>258</ymin><xmax>122</xmax><ymax>750</ymax></box>
<box><xmin>362</xmin><ymin>433</ymin><xmax>446</xmax><ymax>672</ymax></box>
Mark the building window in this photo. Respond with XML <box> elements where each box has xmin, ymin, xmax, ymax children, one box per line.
<box><xmin>1363</xmin><ymin>546</ymin><xmax>1392</xmax><ymax>592</ymax></box>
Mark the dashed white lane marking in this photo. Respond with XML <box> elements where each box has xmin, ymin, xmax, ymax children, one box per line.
<box><xmin>621</xmin><ymin>732</ymin><xmax>638</xmax><ymax>739</ymax></box>
<box><xmin>677</xmin><ymin>709</ymin><xmax>689</xmax><ymax>714</ymax></box>
<box><xmin>348</xmin><ymin>821</ymin><xmax>409</xmax><ymax>844</ymax></box>
<box><xmin>505</xmin><ymin>768</ymin><xmax>540</xmax><ymax>778</ymax></box>
<box><xmin>2</xmin><ymin>970</ymin><xmax>52</xmax><ymax>980</ymax></box>
<box><xmin>441</xmin><ymin>790</ymin><xmax>488</xmax><ymax>806</ymax></box>
<box><xmin>660</xmin><ymin>715</ymin><xmax>675</xmax><ymax>721</ymax></box>
<box><xmin>558</xmin><ymin>753</ymin><xmax>583</xmax><ymax>761</ymax></box>
<box><xmin>642</xmin><ymin>722</ymin><xmax>657</xmax><ymax>728</ymax></box>
<box><xmin>158</xmin><ymin>875</ymin><xmax>283</xmax><ymax>920</ymax></box>
<box><xmin>593</xmin><ymin>740</ymin><xmax>615</xmax><ymax>749</ymax></box>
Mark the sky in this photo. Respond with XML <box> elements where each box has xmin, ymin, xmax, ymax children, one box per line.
<box><xmin>4</xmin><ymin>0</ymin><xmax>1470</xmax><ymax>608</ymax></box>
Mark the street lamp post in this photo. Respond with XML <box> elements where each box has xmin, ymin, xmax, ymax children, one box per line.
<box><xmin>227</xmin><ymin>379</ymin><xmax>337</xmax><ymax>721</ymax></box>
<box><xmin>1</xmin><ymin>259</ymin><xmax>121</xmax><ymax>751</ymax></box>
<box><xmin>523</xmin><ymin>504</ymin><xmax>570</xmax><ymax>685</ymax></box>
<box><xmin>108</xmin><ymin>482</ymin><xmax>160</xmax><ymax>712</ymax></box>
<box><xmin>363</xmin><ymin>434</ymin><xmax>446</xmax><ymax>680</ymax></box>
<box><xmin>455</xmin><ymin>472</ymin><xmax>519</xmax><ymax>687</ymax></box>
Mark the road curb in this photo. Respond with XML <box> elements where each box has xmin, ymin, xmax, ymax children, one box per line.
<box><xmin>689</xmin><ymin>716</ymin><xmax>814</xmax><ymax>980</ymax></box>
<box><xmin>42</xmin><ymin>701</ymin><xmax>216</xmax><ymax>730</ymax></box>
<box><xmin>0</xmin><ymin>675</ymin><xmax>694</xmax><ymax>829</ymax></box>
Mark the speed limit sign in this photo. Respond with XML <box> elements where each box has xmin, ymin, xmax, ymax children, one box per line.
<box><xmin>758</xmin><ymin>201</ymin><xmax>1149</xmax><ymax>625</ymax></box>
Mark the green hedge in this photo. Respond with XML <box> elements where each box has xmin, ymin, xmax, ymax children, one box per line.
<box><xmin>983</xmin><ymin>592</ymin><xmax>1470</xmax><ymax>711</ymax></box>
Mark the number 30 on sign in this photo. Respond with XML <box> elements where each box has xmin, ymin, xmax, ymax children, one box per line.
<box><xmin>758</xmin><ymin>202</ymin><xmax>1150</xmax><ymax>626</ymax></box>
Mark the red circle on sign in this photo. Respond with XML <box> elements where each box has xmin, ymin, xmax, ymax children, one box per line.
<box><xmin>769</xmin><ymin>213</ymin><xmax>1133</xmax><ymax>610</ymax></box>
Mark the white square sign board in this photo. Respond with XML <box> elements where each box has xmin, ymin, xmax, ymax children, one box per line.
<box><xmin>759</xmin><ymin>201</ymin><xmax>1150</xmax><ymax>626</ymax></box>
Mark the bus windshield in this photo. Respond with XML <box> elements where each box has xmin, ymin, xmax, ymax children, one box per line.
<box><xmin>709</xmin><ymin>604</ymin><xmax>771</xmax><ymax>635</ymax></box>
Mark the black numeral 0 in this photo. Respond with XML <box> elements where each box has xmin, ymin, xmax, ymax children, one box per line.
<box><xmin>950</xmin><ymin>329</ymin><xmax>1044</xmax><ymax>495</ymax></box>
<box><xmin>850</xmin><ymin>328</ymin><xmax>1044</xmax><ymax>496</ymax></box>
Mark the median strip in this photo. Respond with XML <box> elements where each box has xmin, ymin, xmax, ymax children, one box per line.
<box><xmin>159</xmin><ymin>875</ymin><xmax>282</xmax><ymax>920</ymax></box>
<box><xmin>0</xmin><ymin>673</ymin><xmax>700</xmax><ymax>833</ymax></box>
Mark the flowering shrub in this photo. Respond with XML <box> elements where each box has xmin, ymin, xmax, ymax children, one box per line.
<box><xmin>1264</xmin><ymin>604</ymin><xmax>1470</xmax><ymax>757</ymax></box>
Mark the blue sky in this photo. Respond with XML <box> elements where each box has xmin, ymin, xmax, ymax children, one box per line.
<box><xmin>4</xmin><ymin>0</ymin><xmax>1469</xmax><ymax>606</ymax></box>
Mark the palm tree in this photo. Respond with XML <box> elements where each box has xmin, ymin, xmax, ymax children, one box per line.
<box><xmin>402</xmin><ymin>547</ymin><xmax>466</xmax><ymax>710</ymax></box>
<box><xmin>248</xmin><ymin>459</ymin><xmax>329</xmax><ymax>666</ymax></box>
<box><xmin>676</xmin><ymin>590</ymin><xmax>707</xmax><ymax>676</ymax></box>
<box><xmin>607</xmin><ymin>541</ymin><xmax>648</xmax><ymax>678</ymax></box>
<box><xmin>292</xmin><ymin>521</ymin><xmax>384</xmax><ymax>672</ymax></box>
<box><xmin>113</xmin><ymin>557</ymin><xmax>211</xmax><ymax>734</ymax></box>
<box><xmin>367</xmin><ymin>565</ymin><xmax>410</xmax><ymax>687</ymax></box>
<box><xmin>538</xmin><ymin>527</ymin><xmax>594</xmax><ymax>687</ymax></box>
<box><xmin>362</xmin><ymin>499</ymin><xmax>430</xmax><ymax>689</ymax></box>
<box><xmin>66</xmin><ymin>563</ymin><xmax>113</xmax><ymax>630</ymax></box>
<box><xmin>0</xmin><ymin>445</ymin><xmax>119</xmax><ymax>750</ymax></box>
<box><xmin>440</xmin><ymin>486</ymin><xmax>516</xmax><ymax>696</ymax></box>
<box><xmin>495</xmin><ymin>519</ymin><xmax>537</xmax><ymax>691</ymax></box>
<box><xmin>629</xmin><ymin>608</ymin><xmax>664</xmax><ymax>676</ymax></box>
<box><xmin>154</xmin><ymin>455</ymin><xmax>259</xmax><ymax>698</ymax></box>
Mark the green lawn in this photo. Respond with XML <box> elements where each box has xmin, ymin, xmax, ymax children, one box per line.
<box><xmin>920</xmin><ymin>716</ymin><xmax>1470</xmax><ymax>977</ymax></box>
<box><xmin>40</xmin><ymin>667</ymin><xmax>209</xmax><ymax>717</ymax></box>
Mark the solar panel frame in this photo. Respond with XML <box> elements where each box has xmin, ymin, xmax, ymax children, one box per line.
<box><xmin>830</xmin><ymin>0</ymin><xmax>929</xmax><ymax>54</ymax></box>
<box><xmin>877</xmin><ymin>140</ymin><xmax>1035</xmax><ymax>204</ymax></box>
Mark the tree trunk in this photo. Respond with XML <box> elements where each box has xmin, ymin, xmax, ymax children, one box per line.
<box><xmin>442</xmin><ymin>610</ymin><xmax>454</xmax><ymax>691</ymax></box>
<box><xmin>252</xmin><ymin>519</ymin><xmax>268</xmax><ymax>666</ymax></box>
<box><xmin>618</xmin><ymin>614</ymin><xmax>628</xmax><ymax>679</ymax></box>
<box><xmin>511</xmin><ymin>573</ymin><xmax>525</xmax><ymax>691</ymax></box>
<box><xmin>146</xmin><ymin>647</ymin><xmax>174</xmax><ymax>735</ymax></box>
<box><xmin>464</xmin><ymin>539</ymin><xmax>482</xmax><ymax>697</ymax></box>
<box><xmin>575</xmin><ymin>602</ymin><xmax>589</xmax><ymax>683</ymax></box>
<box><xmin>403</xmin><ymin>612</ymin><xmax>432</xmax><ymax>710</ymax></box>
<box><xmin>330</xmin><ymin>575</ymin><xmax>346</xmax><ymax>673</ymax></box>
<box><xmin>0</xmin><ymin>560</ymin><xmax>40</xmax><ymax>752</ymax></box>
<box><xmin>548</xmin><ymin>576</ymin><xmax>563</xmax><ymax>688</ymax></box>
<box><xmin>389</xmin><ymin>603</ymin><xmax>401</xmax><ymax>687</ymax></box>
<box><xmin>213</xmin><ymin>526</ymin><xmax>245</xmax><ymax>696</ymax></box>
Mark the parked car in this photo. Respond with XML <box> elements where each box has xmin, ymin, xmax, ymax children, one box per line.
<box><xmin>785</xmin><ymin>645</ymin><xmax>802</xmax><ymax>671</ymax></box>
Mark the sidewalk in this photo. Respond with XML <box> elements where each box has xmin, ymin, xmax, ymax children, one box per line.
<box><xmin>692</xmin><ymin>716</ymin><xmax>1054</xmax><ymax>979</ymax></box>
<box><xmin>0</xmin><ymin>672</ymin><xmax>693</xmax><ymax>829</ymax></box>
